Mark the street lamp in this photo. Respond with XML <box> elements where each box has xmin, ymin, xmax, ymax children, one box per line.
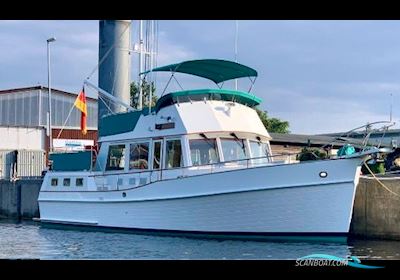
<box><xmin>46</xmin><ymin>37</ymin><xmax>56</xmax><ymax>152</ymax></box>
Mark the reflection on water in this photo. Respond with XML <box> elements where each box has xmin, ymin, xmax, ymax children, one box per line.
<box><xmin>348</xmin><ymin>238</ymin><xmax>400</xmax><ymax>260</ymax></box>
<box><xmin>0</xmin><ymin>220</ymin><xmax>399</xmax><ymax>260</ymax></box>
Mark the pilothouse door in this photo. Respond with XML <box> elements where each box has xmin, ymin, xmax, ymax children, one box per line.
<box><xmin>151</xmin><ymin>140</ymin><xmax>163</xmax><ymax>182</ymax></box>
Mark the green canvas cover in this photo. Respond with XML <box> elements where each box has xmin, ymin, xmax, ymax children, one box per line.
<box><xmin>142</xmin><ymin>59</ymin><xmax>258</xmax><ymax>84</ymax></box>
<box><xmin>99</xmin><ymin>108</ymin><xmax>151</xmax><ymax>137</ymax></box>
<box><xmin>50</xmin><ymin>151</ymin><xmax>92</xmax><ymax>171</ymax></box>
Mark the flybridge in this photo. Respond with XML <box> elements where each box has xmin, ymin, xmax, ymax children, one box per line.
<box><xmin>98</xmin><ymin>88</ymin><xmax>263</xmax><ymax>137</ymax></box>
<box><xmin>98</xmin><ymin>59</ymin><xmax>262</xmax><ymax>137</ymax></box>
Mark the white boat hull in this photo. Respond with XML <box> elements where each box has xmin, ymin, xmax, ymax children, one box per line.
<box><xmin>38</xmin><ymin>157</ymin><xmax>363</xmax><ymax>237</ymax></box>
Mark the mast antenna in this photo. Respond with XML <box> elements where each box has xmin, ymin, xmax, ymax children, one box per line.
<box><xmin>390</xmin><ymin>93</ymin><xmax>393</xmax><ymax>122</ymax></box>
<box><xmin>234</xmin><ymin>20</ymin><xmax>238</xmax><ymax>91</ymax></box>
<box><xmin>139</xmin><ymin>20</ymin><xmax>144</xmax><ymax>110</ymax></box>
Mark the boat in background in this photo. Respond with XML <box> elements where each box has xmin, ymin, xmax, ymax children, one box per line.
<box><xmin>37</xmin><ymin>59</ymin><xmax>383</xmax><ymax>241</ymax></box>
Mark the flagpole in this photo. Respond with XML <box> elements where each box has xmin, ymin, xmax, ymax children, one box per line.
<box><xmin>56</xmin><ymin>87</ymin><xmax>86</xmax><ymax>140</ymax></box>
<box><xmin>56</xmin><ymin>101</ymin><xmax>76</xmax><ymax>140</ymax></box>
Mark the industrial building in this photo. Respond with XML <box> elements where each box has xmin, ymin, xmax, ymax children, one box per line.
<box><xmin>0</xmin><ymin>85</ymin><xmax>98</xmax><ymax>179</ymax></box>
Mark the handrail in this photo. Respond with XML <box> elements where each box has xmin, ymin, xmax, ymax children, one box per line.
<box><xmin>55</xmin><ymin>130</ymin><xmax>388</xmax><ymax>180</ymax></box>
<box><xmin>66</xmin><ymin>121</ymin><xmax>396</xmax><ymax>186</ymax></box>
<box><xmin>88</xmin><ymin>146</ymin><xmax>383</xmax><ymax>180</ymax></box>
<box><xmin>320</xmin><ymin>120</ymin><xmax>396</xmax><ymax>152</ymax></box>
<box><xmin>89</xmin><ymin>153</ymin><xmax>299</xmax><ymax>178</ymax></box>
<box><xmin>47</xmin><ymin>148</ymin><xmax>382</xmax><ymax>192</ymax></box>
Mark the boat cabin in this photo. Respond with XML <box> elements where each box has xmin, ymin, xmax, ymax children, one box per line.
<box><xmin>96</xmin><ymin>87</ymin><xmax>272</xmax><ymax>170</ymax></box>
<box><xmin>47</xmin><ymin>59</ymin><xmax>274</xmax><ymax>190</ymax></box>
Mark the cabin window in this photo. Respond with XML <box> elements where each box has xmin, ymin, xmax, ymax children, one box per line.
<box><xmin>153</xmin><ymin>141</ymin><xmax>162</xmax><ymax>170</ymax></box>
<box><xmin>189</xmin><ymin>139</ymin><xmax>219</xmax><ymax>166</ymax></box>
<box><xmin>220</xmin><ymin>138</ymin><xmax>248</xmax><ymax>162</ymax></box>
<box><xmin>106</xmin><ymin>144</ymin><xmax>126</xmax><ymax>171</ymax></box>
<box><xmin>51</xmin><ymin>178</ymin><xmax>58</xmax><ymax>187</ymax></box>
<box><xmin>63</xmin><ymin>178</ymin><xmax>71</xmax><ymax>187</ymax></box>
<box><xmin>165</xmin><ymin>139</ymin><xmax>183</xmax><ymax>168</ymax></box>
<box><xmin>76</xmin><ymin>178</ymin><xmax>84</xmax><ymax>187</ymax></box>
<box><xmin>249</xmin><ymin>140</ymin><xmax>270</xmax><ymax>164</ymax></box>
<box><xmin>129</xmin><ymin>142</ymin><xmax>149</xmax><ymax>170</ymax></box>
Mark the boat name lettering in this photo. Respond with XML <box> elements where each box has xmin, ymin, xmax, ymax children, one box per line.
<box><xmin>155</xmin><ymin>122</ymin><xmax>175</xmax><ymax>130</ymax></box>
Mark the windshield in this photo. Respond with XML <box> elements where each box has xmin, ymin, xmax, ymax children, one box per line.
<box><xmin>249</xmin><ymin>140</ymin><xmax>270</xmax><ymax>164</ymax></box>
<box><xmin>249</xmin><ymin>141</ymin><xmax>269</xmax><ymax>158</ymax></box>
<box><xmin>220</xmin><ymin>138</ymin><xmax>247</xmax><ymax>162</ymax></box>
<box><xmin>189</xmin><ymin>139</ymin><xmax>219</xmax><ymax>166</ymax></box>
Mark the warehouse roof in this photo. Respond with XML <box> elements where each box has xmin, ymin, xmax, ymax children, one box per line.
<box><xmin>269</xmin><ymin>132</ymin><xmax>390</xmax><ymax>148</ymax></box>
<box><xmin>321</xmin><ymin>129</ymin><xmax>400</xmax><ymax>139</ymax></box>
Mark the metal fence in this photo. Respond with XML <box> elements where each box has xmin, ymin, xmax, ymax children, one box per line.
<box><xmin>0</xmin><ymin>149</ymin><xmax>46</xmax><ymax>180</ymax></box>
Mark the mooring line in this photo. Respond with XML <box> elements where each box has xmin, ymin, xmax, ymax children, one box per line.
<box><xmin>363</xmin><ymin>161</ymin><xmax>400</xmax><ymax>198</ymax></box>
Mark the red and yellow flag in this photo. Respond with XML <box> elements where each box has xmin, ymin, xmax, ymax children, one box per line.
<box><xmin>74</xmin><ymin>87</ymin><xmax>87</xmax><ymax>135</ymax></box>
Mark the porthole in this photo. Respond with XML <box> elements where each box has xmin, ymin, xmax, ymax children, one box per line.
<box><xmin>51</xmin><ymin>178</ymin><xmax>58</xmax><ymax>187</ymax></box>
<box><xmin>76</xmin><ymin>178</ymin><xmax>84</xmax><ymax>187</ymax></box>
<box><xmin>319</xmin><ymin>171</ymin><xmax>328</xmax><ymax>178</ymax></box>
<box><xmin>63</xmin><ymin>178</ymin><xmax>71</xmax><ymax>187</ymax></box>
<box><xmin>122</xmin><ymin>192</ymin><xmax>127</xmax><ymax>198</ymax></box>
<box><xmin>129</xmin><ymin>178</ymin><xmax>136</xmax><ymax>185</ymax></box>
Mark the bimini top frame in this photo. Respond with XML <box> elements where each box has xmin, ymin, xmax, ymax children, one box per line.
<box><xmin>140</xmin><ymin>59</ymin><xmax>258</xmax><ymax>95</ymax></box>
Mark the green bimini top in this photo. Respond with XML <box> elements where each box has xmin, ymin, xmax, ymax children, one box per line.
<box><xmin>154</xmin><ymin>88</ymin><xmax>262</xmax><ymax>112</ymax></box>
<box><xmin>141</xmin><ymin>59</ymin><xmax>258</xmax><ymax>84</ymax></box>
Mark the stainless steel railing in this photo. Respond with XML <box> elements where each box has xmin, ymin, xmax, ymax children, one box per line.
<box><xmin>90</xmin><ymin>153</ymin><xmax>298</xmax><ymax>189</ymax></box>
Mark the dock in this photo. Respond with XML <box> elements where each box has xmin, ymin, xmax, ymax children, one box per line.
<box><xmin>0</xmin><ymin>179</ymin><xmax>41</xmax><ymax>219</ymax></box>
<box><xmin>350</xmin><ymin>176</ymin><xmax>400</xmax><ymax>240</ymax></box>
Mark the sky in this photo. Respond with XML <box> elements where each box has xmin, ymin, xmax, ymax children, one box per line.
<box><xmin>1</xmin><ymin>20</ymin><xmax>400</xmax><ymax>135</ymax></box>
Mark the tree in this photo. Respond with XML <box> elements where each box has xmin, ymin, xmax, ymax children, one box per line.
<box><xmin>255</xmin><ymin>108</ymin><xmax>290</xmax><ymax>133</ymax></box>
<box><xmin>130</xmin><ymin>80</ymin><xmax>158</xmax><ymax>108</ymax></box>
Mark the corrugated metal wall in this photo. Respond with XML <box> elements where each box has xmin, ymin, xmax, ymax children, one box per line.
<box><xmin>0</xmin><ymin>88</ymin><xmax>97</xmax><ymax>129</ymax></box>
<box><xmin>17</xmin><ymin>150</ymin><xmax>46</xmax><ymax>178</ymax></box>
<box><xmin>0</xmin><ymin>150</ymin><xmax>45</xmax><ymax>179</ymax></box>
<box><xmin>0</xmin><ymin>89</ymin><xmax>39</xmax><ymax>127</ymax></box>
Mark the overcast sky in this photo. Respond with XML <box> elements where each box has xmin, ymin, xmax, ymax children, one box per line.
<box><xmin>1</xmin><ymin>20</ymin><xmax>400</xmax><ymax>134</ymax></box>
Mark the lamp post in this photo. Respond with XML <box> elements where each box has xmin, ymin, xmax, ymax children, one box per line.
<box><xmin>47</xmin><ymin>37</ymin><xmax>56</xmax><ymax>152</ymax></box>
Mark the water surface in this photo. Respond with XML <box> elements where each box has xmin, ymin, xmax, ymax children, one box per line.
<box><xmin>1</xmin><ymin>220</ymin><xmax>399</xmax><ymax>260</ymax></box>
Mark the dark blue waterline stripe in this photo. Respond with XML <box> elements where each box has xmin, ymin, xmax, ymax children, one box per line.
<box><xmin>37</xmin><ymin>220</ymin><xmax>348</xmax><ymax>242</ymax></box>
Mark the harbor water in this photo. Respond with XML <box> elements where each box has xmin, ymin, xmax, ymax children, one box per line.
<box><xmin>1</xmin><ymin>219</ymin><xmax>400</xmax><ymax>260</ymax></box>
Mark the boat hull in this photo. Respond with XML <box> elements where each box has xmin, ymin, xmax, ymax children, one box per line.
<box><xmin>38</xmin><ymin>157</ymin><xmax>362</xmax><ymax>238</ymax></box>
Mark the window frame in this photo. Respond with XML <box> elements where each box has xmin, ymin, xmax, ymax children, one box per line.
<box><xmin>63</xmin><ymin>178</ymin><xmax>71</xmax><ymax>187</ymax></box>
<box><xmin>188</xmin><ymin>138</ymin><xmax>220</xmax><ymax>166</ymax></box>
<box><xmin>105</xmin><ymin>143</ymin><xmax>127</xmax><ymax>172</ymax></box>
<box><xmin>249</xmin><ymin>139</ymin><xmax>271</xmax><ymax>163</ymax></box>
<box><xmin>219</xmin><ymin>137</ymin><xmax>249</xmax><ymax>162</ymax></box>
<box><xmin>128</xmin><ymin>141</ymin><xmax>150</xmax><ymax>171</ymax></box>
<box><xmin>164</xmin><ymin>137</ymin><xmax>184</xmax><ymax>169</ymax></box>
<box><xmin>76</xmin><ymin>178</ymin><xmax>84</xmax><ymax>187</ymax></box>
<box><xmin>50</xmin><ymin>178</ymin><xmax>58</xmax><ymax>187</ymax></box>
<box><xmin>151</xmin><ymin>139</ymin><xmax>163</xmax><ymax>170</ymax></box>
